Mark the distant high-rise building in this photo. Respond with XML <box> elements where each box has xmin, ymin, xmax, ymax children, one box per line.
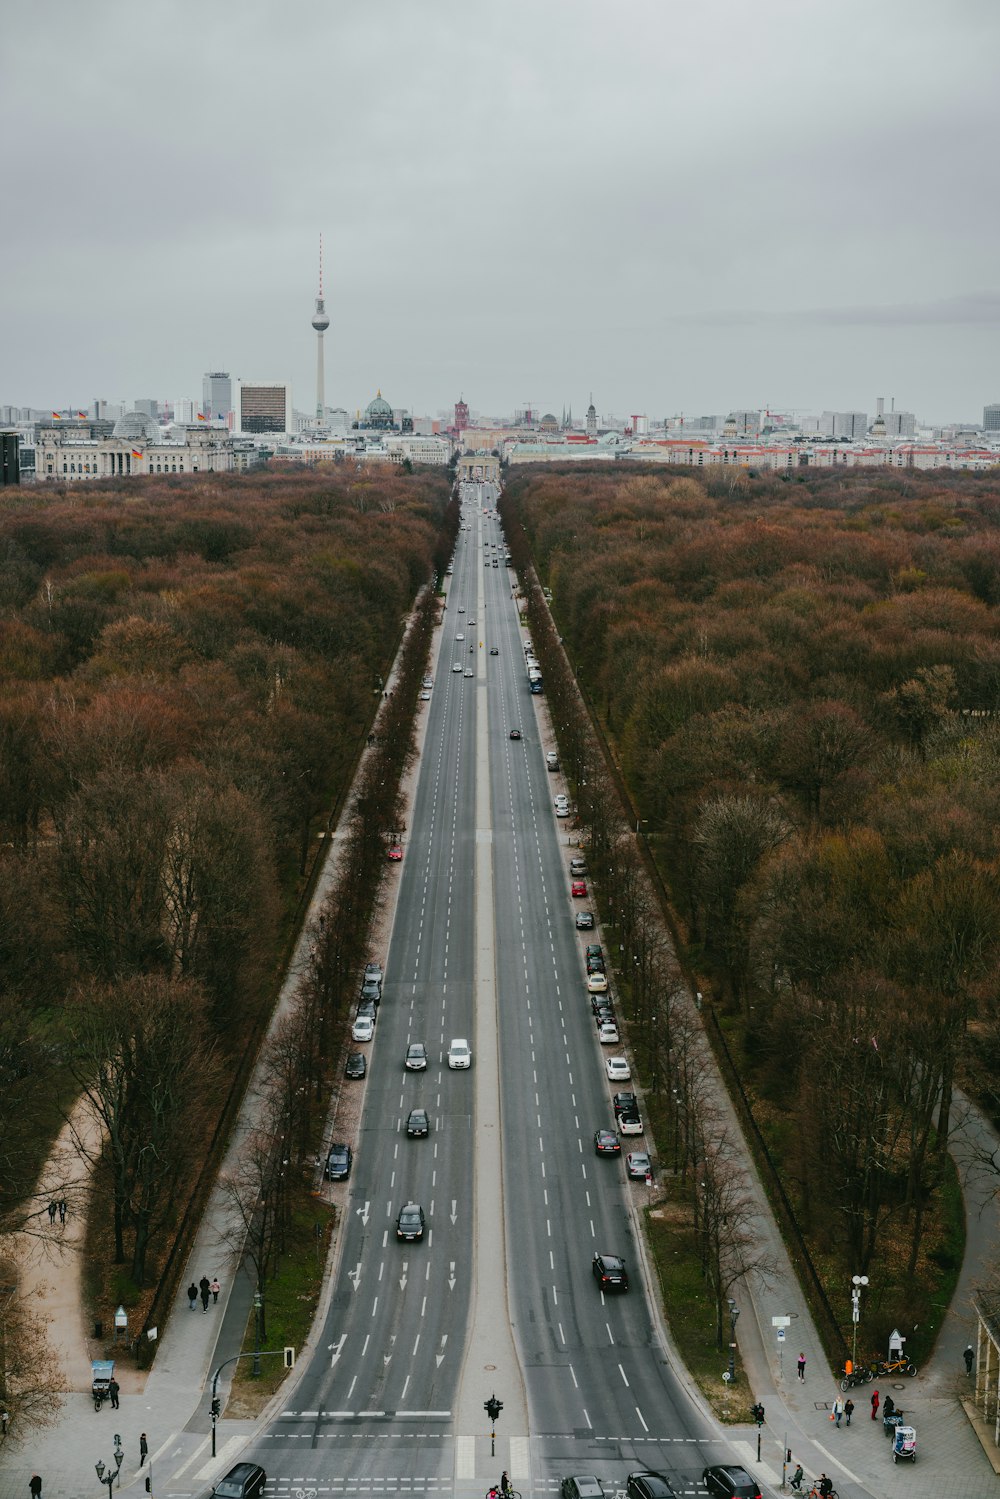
<box><xmin>174</xmin><ymin>398</ymin><xmax>196</xmax><ymax>424</ymax></box>
<box><xmin>820</xmin><ymin>411</ymin><xmax>869</xmax><ymax>440</ymax></box>
<box><xmin>1</xmin><ymin>431</ymin><xmax>20</xmax><ymax>485</ymax></box>
<box><xmin>239</xmin><ymin>383</ymin><xmax>291</xmax><ymax>434</ymax></box>
<box><xmin>312</xmin><ymin>235</ymin><xmax>330</xmax><ymax>423</ymax></box>
<box><xmin>134</xmin><ymin>399</ymin><xmax>158</xmax><ymax>420</ymax></box>
<box><xmin>984</xmin><ymin>403</ymin><xmax>1000</xmax><ymax>433</ymax></box>
<box><xmin>202</xmin><ymin>372</ymin><xmax>232</xmax><ymax>423</ymax></box>
<box><xmin>884</xmin><ymin>410</ymin><xmax>916</xmax><ymax>437</ymax></box>
<box><xmin>454</xmin><ymin>397</ymin><xmax>469</xmax><ymax>433</ymax></box>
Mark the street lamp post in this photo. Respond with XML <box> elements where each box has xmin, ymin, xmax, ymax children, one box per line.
<box><xmin>728</xmin><ymin>1300</ymin><xmax>741</xmax><ymax>1384</ymax></box>
<box><xmin>851</xmin><ymin>1275</ymin><xmax>869</xmax><ymax>1370</ymax></box>
<box><xmin>95</xmin><ymin>1437</ymin><xmax>125</xmax><ymax>1499</ymax></box>
<box><xmin>253</xmin><ymin>1291</ymin><xmax>263</xmax><ymax>1377</ymax></box>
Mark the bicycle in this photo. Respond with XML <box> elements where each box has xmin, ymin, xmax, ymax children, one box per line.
<box><xmin>807</xmin><ymin>1486</ymin><xmax>839</xmax><ymax>1499</ymax></box>
<box><xmin>875</xmin><ymin>1356</ymin><xmax>917</xmax><ymax>1377</ymax></box>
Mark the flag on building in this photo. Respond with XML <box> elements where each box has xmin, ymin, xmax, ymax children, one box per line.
<box><xmin>131</xmin><ymin>449</ymin><xmax>143</xmax><ymax>459</ymax></box>
<box><xmin>77</xmin><ymin>411</ymin><xmax>87</xmax><ymax>419</ymax></box>
<box><xmin>51</xmin><ymin>411</ymin><xmax>62</xmax><ymax>419</ymax></box>
<box><xmin>197</xmin><ymin>412</ymin><xmax>207</xmax><ymax>421</ymax></box>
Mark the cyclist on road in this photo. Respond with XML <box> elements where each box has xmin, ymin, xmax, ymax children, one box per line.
<box><xmin>790</xmin><ymin>1463</ymin><xmax>804</xmax><ymax>1491</ymax></box>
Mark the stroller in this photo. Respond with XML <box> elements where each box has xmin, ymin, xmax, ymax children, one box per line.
<box><xmin>892</xmin><ymin>1425</ymin><xmax>916</xmax><ymax>1463</ymax></box>
<box><xmin>92</xmin><ymin>1359</ymin><xmax>114</xmax><ymax>1411</ymax></box>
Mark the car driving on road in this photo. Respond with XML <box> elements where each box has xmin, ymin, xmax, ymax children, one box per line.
<box><xmin>395</xmin><ymin>1202</ymin><xmax>426</xmax><ymax>1241</ymax></box>
<box><xmin>405</xmin><ymin>1042</ymin><xmax>428</xmax><ymax>1071</ymax></box>
<box><xmin>405</xmin><ymin>1108</ymin><xmax>429</xmax><ymax>1138</ymax></box>
<box><xmin>447</xmin><ymin>1038</ymin><xmax>471</xmax><ymax>1069</ymax></box>
<box><xmin>592</xmin><ymin>1251</ymin><xmax>629</xmax><ymax>1292</ymax></box>
<box><xmin>593</xmin><ymin>1128</ymin><xmax>621</xmax><ymax>1156</ymax></box>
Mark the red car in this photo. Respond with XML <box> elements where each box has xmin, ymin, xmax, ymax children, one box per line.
<box><xmin>387</xmin><ymin>845</ymin><xmax>403</xmax><ymax>862</ymax></box>
<box><xmin>571</xmin><ymin>879</ymin><xmax>587</xmax><ymax>897</ymax></box>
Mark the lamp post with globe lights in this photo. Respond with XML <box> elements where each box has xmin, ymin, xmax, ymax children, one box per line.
<box><xmin>851</xmin><ymin>1274</ymin><xmax>869</xmax><ymax>1369</ymax></box>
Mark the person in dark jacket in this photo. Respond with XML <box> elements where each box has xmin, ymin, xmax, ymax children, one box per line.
<box><xmin>187</xmin><ymin>1282</ymin><xmax>198</xmax><ymax>1310</ymax></box>
<box><xmin>199</xmin><ymin>1277</ymin><xmax>211</xmax><ymax>1313</ymax></box>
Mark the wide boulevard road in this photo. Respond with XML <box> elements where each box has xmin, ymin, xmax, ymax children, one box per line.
<box><xmin>246</xmin><ymin>484</ymin><xmax>725</xmax><ymax>1498</ymax></box>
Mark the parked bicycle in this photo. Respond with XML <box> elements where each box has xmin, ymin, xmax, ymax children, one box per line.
<box><xmin>875</xmin><ymin>1355</ymin><xmax>917</xmax><ymax>1377</ymax></box>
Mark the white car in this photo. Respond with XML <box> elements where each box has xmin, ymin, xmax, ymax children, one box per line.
<box><xmin>554</xmin><ymin>795</ymin><xmax>569</xmax><ymax>810</ymax></box>
<box><xmin>606</xmin><ymin>1056</ymin><xmax>631</xmax><ymax>1082</ymax></box>
<box><xmin>598</xmin><ymin>1021</ymin><xmax>620</xmax><ymax>1045</ymax></box>
<box><xmin>352</xmin><ymin>1015</ymin><xmax>375</xmax><ymax>1042</ymax></box>
<box><xmin>419</xmin><ymin>690</ymin><xmax>431</xmax><ymax>701</ymax></box>
<box><xmin>456</xmin><ymin>633</ymin><xmax>465</xmax><ymax>641</ymax></box>
<box><xmin>619</xmin><ymin>1111</ymin><xmax>643</xmax><ymax>1136</ymax></box>
<box><xmin>468</xmin><ymin>619</ymin><xmax>476</xmax><ymax>626</ymax></box>
<box><xmin>587</xmin><ymin>971</ymin><xmax>608</xmax><ymax>994</ymax></box>
<box><xmin>452</xmin><ymin>662</ymin><xmax>462</xmax><ymax>672</ymax></box>
<box><xmin>556</xmin><ymin>804</ymin><xmax>570</xmax><ymax>818</ymax></box>
<box><xmin>422</xmin><ymin>677</ymin><xmax>433</xmax><ymax>688</ymax></box>
<box><xmin>464</xmin><ymin>669</ymin><xmax>474</xmax><ymax>678</ymax></box>
<box><xmin>448</xmin><ymin>1038</ymin><xmax>472</xmax><ymax>1069</ymax></box>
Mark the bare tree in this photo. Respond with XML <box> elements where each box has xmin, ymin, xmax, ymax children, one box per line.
<box><xmin>0</xmin><ymin>1270</ymin><xmax>63</xmax><ymax>1440</ymax></box>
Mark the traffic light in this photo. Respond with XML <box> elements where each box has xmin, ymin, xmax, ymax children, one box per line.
<box><xmin>752</xmin><ymin>1403</ymin><xmax>765</xmax><ymax>1425</ymax></box>
<box><xmin>145</xmin><ymin>1479</ymin><xmax>151</xmax><ymax>1493</ymax></box>
<box><xmin>484</xmin><ymin>1395</ymin><xmax>503</xmax><ymax>1424</ymax></box>
<box><xmin>211</xmin><ymin>1397</ymin><xmax>221</xmax><ymax>1418</ymax></box>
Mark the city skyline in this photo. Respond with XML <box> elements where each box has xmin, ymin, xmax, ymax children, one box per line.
<box><xmin>2</xmin><ymin>0</ymin><xmax>998</xmax><ymax>421</ymax></box>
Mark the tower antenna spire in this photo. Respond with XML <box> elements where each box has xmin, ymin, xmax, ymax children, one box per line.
<box><xmin>311</xmin><ymin>233</ymin><xmax>330</xmax><ymax>423</ymax></box>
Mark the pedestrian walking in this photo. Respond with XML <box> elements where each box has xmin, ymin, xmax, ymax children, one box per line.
<box><xmin>964</xmin><ymin>1344</ymin><xmax>975</xmax><ymax>1374</ymax></box>
<box><xmin>832</xmin><ymin>1395</ymin><xmax>844</xmax><ymax>1427</ymax></box>
<box><xmin>199</xmin><ymin>1276</ymin><xmax>211</xmax><ymax>1313</ymax></box>
<box><xmin>108</xmin><ymin>1377</ymin><xmax>119</xmax><ymax>1410</ymax></box>
<box><xmin>47</xmin><ymin>1201</ymin><xmax>57</xmax><ymax>1225</ymax></box>
<box><xmin>187</xmin><ymin>1282</ymin><xmax>198</xmax><ymax>1310</ymax></box>
<box><xmin>844</xmin><ymin>1398</ymin><xmax>854</xmax><ymax>1425</ymax></box>
<box><xmin>210</xmin><ymin>1277</ymin><xmax>220</xmax><ymax>1304</ymax></box>
<box><xmin>139</xmin><ymin>1433</ymin><xmax>148</xmax><ymax>1466</ymax></box>
<box><xmin>870</xmin><ymin>1388</ymin><xmax>880</xmax><ymax>1421</ymax></box>
<box><xmin>29</xmin><ymin>1475</ymin><xmax>42</xmax><ymax>1499</ymax></box>
<box><xmin>58</xmin><ymin>1198</ymin><xmax>67</xmax><ymax>1224</ymax></box>
<box><xmin>796</xmin><ymin>1352</ymin><xmax>806</xmax><ymax>1382</ymax></box>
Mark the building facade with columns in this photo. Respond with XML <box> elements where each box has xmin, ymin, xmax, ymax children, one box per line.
<box><xmin>36</xmin><ymin>411</ymin><xmax>236</xmax><ymax>481</ymax></box>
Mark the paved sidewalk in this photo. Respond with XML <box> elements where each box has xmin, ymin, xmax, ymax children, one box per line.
<box><xmin>714</xmin><ymin>1072</ymin><xmax>1000</xmax><ymax>1498</ymax></box>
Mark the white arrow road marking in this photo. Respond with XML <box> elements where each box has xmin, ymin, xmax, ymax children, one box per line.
<box><xmin>450</xmin><ymin>1200</ymin><xmax>458</xmax><ymax>1224</ymax></box>
<box><xmin>400</xmin><ymin>1262</ymin><xmax>408</xmax><ymax>1290</ymax></box>
<box><xmin>329</xmin><ymin>1334</ymin><xmax>346</xmax><ymax>1366</ymax></box>
<box><xmin>348</xmin><ymin>1263</ymin><xmax>362</xmax><ymax>1292</ymax></box>
<box><xmin>436</xmin><ymin>1334</ymin><xmax>448</xmax><ymax>1367</ymax></box>
<box><xmin>448</xmin><ymin>1261</ymin><xmax>456</xmax><ymax>1290</ymax></box>
<box><xmin>357</xmin><ymin>1201</ymin><xmax>370</xmax><ymax>1225</ymax></box>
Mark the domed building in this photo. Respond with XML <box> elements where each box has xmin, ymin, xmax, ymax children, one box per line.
<box><xmin>362</xmin><ymin>390</ymin><xmax>394</xmax><ymax>430</ymax></box>
<box><xmin>113</xmin><ymin>410</ymin><xmax>162</xmax><ymax>444</ymax></box>
<box><xmin>539</xmin><ymin>412</ymin><xmax>559</xmax><ymax>432</ymax></box>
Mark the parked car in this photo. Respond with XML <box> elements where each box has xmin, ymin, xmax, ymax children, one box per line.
<box><xmin>387</xmin><ymin>845</ymin><xmax>403</xmax><ymax>862</ymax></box>
<box><xmin>570</xmin><ymin>857</ymin><xmax>587</xmax><ymax>875</ymax></box>
<box><xmin>351</xmin><ymin>1014</ymin><xmax>375</xmax><ymax>1042</ymax></box>
<box><xmin>599</xmin><ymin>1020</ymin><xmax>620</xmax><ymax>1045</ymax></box>
<box><xmin>364</xmin><ymin>962</ymin><xmax>383</xmax><ymax>984</ymax></box>
<box><xmin>576</xmin><ymin>911</ymin><xmax>595</xmax><ymax>930</ymax></box>
<box><xmin>587</xmin><ymin>971</ymin><xmax>608</xmax><ymax>993</ymax></box>
<box><xmin>625</xmin><ymin>1151</ymin><xmax>652</xmax><ymax>1181</ymax></box>
<box><xmin>345</xmin><ymin>1052</ymin><xmax>366</xmax><ymax>1080</ymax></box>
<box><xmin>360</xmin><ymin>977</ymin><xmax>382</xmax><ymax>1004</ymax></box>
<box><xmin>606</xmin><ymin>1056</ymin><xmax>631</xmax><ymax>1082</ymax></box>
<box><xmin>324</xmin><ymin>1143</ymin><xmax>352</xmax><ymax>1181</ymax></box>
<box><xmin>571</xmin><ymin>879</ymin><xmax>587</xmax><ymax>898</ymax></box>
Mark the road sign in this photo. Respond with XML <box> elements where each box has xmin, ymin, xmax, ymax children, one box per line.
<box><xmin>771</xmin><ymin>1315</ymin><xmax>791</xmax><ymax>1328</ymax></box>
<box><xmin>777</xmin><ymin>1329</ymin><xmax>786</xmax><ymax>1342</ymax></box>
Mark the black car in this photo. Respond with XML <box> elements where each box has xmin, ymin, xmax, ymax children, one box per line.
<box><xmin>575</xmin><ymin>910</ymin><xmax>595</xmax><ymax>930</ymax></box>
<box><xmin>587</xmin><ymin>953</ymin><xmax>606</xmax><ymax>974</ymax></box>
<box><xmin>395</xmin><ymin>1202</ymin><xmax>426</xmax><ymax>1241</ymax></box>
<box><xmin>356</xmin><ymin>999</ymin><xmax>377</xmax><ymax>1021</ymax></box>
<box><xmin>490</xmin><ymin>646</ymin><xmax>499</xmax><ymax>655</ymax></box>
<box><xmin>360</xmin><ymin>977</ymin><xmax>382</xmax><ymax>1004</ymax></box>
<box><xmin>626</xmin><ymin>1474</ymin><xmax>677</xmax><ymax>1499</ymax></box>
<box><xmin>586</xmin><ymin>943</ymin><xmax>604</xmax><ymax>960</ymax></box>
<box><xmin>406</xmin><ymin>1108</ymin><xmax>429</xmax><ymax>1138</ymax></box>
<box><xmin>324</xmin><ymin>1142</ymin><xmax>352</xmax><ymax>1180</ymax></box>
<box><xmin>613</xmin><ymin>1091</ymin><xmax>638</xmax><ymax>1117</ymax></box>
<box><xmin>345</xmin><ymin>1052</ymin><xmax>366</xmax><ymax>1079</ymax></box>
<box><xmin>592</xmin><ymin>1252</ymin><xmax>629</xmax><ymax>1292</ymax></box>
<box><xmin>593</xmin><ymin>1128</ymin><xmax>621</xmax><ymax>1156</ymax></box>
<box><xmin>212</xmin><ymin>1465</ymin><xmax>267</xmax><ymax>1499</ymax></box>
<box><xmin>701</xmin><ymin>1467</ymin><xmax>761</xmax><ymax>1499</ymax></box>
<box><xmin>561</xmin><ymin>1480</ymin><xmax>604</xmax><ymax>1499</ymax></box>
<box><xmin>509</xmin><ymin>728</ymin><xmax>522</xmax><ymax>740</ymax></box>
<box><xmin>592</xmin><ymin>998</ymin><xmax>615</xmax><ymax>1022</ymax></box>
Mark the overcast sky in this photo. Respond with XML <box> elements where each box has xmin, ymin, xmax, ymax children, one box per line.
<box><xmin>3</xmin><ymin>0</ymin><xmax>998</xmax><ymax>424</ymax></box>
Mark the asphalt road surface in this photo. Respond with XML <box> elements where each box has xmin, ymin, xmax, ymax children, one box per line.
<box><xmin>245</xmin><ymin>484</ymin><xmax>726</xmax><ymax>1499</ymax></box>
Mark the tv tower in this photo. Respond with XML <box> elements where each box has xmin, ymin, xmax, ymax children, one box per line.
<box><xmin>312</xmin><ymin>234</ymin><xmax>330</xmax><ymax>422</ymax></box>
